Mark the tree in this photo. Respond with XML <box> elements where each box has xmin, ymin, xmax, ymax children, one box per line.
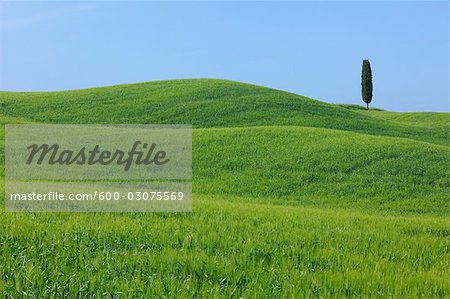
<box><xmin>361</xmin><ymin>59</ymin><xmax>373</xmax><ymax>110</ymax></box>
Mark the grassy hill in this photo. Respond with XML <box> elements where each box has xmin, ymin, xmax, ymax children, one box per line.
<box><xmin>0</xmin><ymin>79</ymin><xmax>448</xmax><ymax>145</ymax></box>
<box><xmin>0</xmin><ymin>79</ymin><xmax>448</xmax><ymax>297</ymax></box>
<box><xmin>194</xmin><ymin>126</ymin><xmax>448</xmax><ymax>215</ymax></box>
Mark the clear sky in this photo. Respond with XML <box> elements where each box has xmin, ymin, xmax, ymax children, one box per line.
<box><xmin>1</xmin><ymin>1</ymin><xmax>448</xmax><ymax>112</ymax></box>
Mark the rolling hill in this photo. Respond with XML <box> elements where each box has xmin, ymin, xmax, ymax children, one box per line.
<box><xmin>0</xmin><ymin>79</ymin><xmax>448</xmax><ymax>145</ymax></box>
<box><xmin>0</xmin><ymin>79</ymin><xmax>448</xmax><ymax>297</ymax></box>
<box><xmin>1</xmin><ymin>79</ymin><xmax>448</xmax><ymax>213</ymax></box>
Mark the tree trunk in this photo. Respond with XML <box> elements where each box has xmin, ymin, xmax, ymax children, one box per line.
<box><xmin>366</xmin><ymin>102</ymin><xmax>369</xmax><ymax>110</ymax></box>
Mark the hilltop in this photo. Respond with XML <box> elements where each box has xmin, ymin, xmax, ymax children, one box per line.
<box><xmin>0</xmin><ymin>79</ymin><xmax>448</xmax><ymax>145</ymax></box>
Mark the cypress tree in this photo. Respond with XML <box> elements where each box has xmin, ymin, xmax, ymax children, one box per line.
<box><xmin>361</xmin><ymin>59</ymin><xmax>373</xmax><ymax>110</ymax></box>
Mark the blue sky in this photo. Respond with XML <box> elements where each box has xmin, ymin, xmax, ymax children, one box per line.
<box><xmin>1</xmin><ymin>1</ymin><xmax>448</xmax><ymax>112</ymax></box>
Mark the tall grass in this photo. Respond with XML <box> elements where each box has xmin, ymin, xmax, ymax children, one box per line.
<box><xmin>0</xmin><ymin>196</ymin><xmax>448</xmax><ymax>297</ymax></box>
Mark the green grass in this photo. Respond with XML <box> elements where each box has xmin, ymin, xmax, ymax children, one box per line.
<box><xmin>0</xmin><ymin>79</ymin><xmax>448</xmax><ymax>145</ymax></box>
<box><xmin>358</xmin><ymin>110</ymin><xmax>450</xmax><ymax>129</ymax></box>
<box><xmin>193</xmin><ymin>126</ymin><xmax>449</xmax><ymax>215</ymax></box>
<box><xmin>337</xmin><ymin>103</ymin><xmax>385</xmax><ymax>111</ymax></box>
<box><xmin>0</xmin><ymin>79</ymin><xmax>449</xmax><ymax>297</ymax></box>
<box><xmin>1</xmin><ymin>196</ymin><xmax>448</xmax><ymax>298</ymax></box>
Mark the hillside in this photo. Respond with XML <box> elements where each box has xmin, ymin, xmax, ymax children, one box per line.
<box><xmin>194</xmin><ymin>126</ymin><xmax>448</xmax><ymax>214</ymax></box>
<box><xmin>0</xmin><ymin>79</ymin><xmax>448</xmax><ymax>297</ymax></box>
<box><xmin>0</xmin><ymin>79</ymin><xmax>448</xmax><ymax>146</ymax></box>
<box><xmin>358</xmin><ymin>110</ymin><xmax>449</xmax><ymax>128</ymax></box>
<box><xmin>1</xmin><ymin>79</ymin><xmax>448</xmax><ymax>214</ymax></box>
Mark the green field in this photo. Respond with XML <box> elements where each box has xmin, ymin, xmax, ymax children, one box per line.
<box><xmin>0</xmin><ymin>79</ymin><xmax>449</xmax><ymax>297</ymax></box>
